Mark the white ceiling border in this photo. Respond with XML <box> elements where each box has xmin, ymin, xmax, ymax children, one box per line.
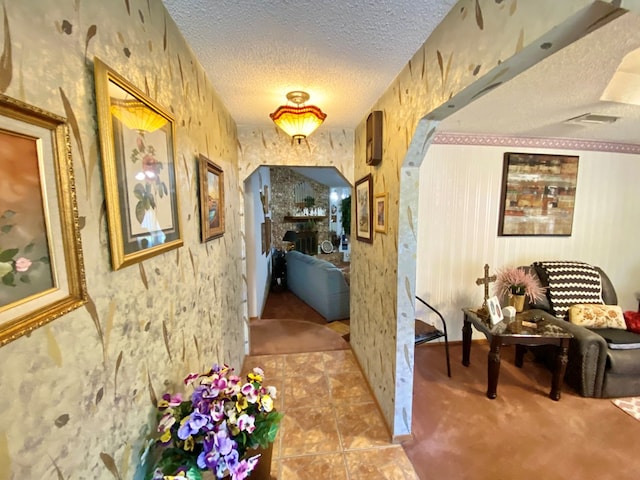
<box><xmin>433</xmin><ymin>132</ymin><xmax>640</xmax><ymax>154</ymax></box>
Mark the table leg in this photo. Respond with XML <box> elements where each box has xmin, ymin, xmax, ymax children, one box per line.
<box><xmin>462</xmin><ymin>314</ymin><xmax>472</xmax><ymax>367</ymax></box>
<box><xmin>487</xmin><ymin>336</ymin><xmax>502</xmax><ymax>399</ymax></box>
<box><xmin>550</xmin><ymin>338</ymin><xmax>570</xmax><ymax>401</ymax></box>
<box><xmin>515</xmin><ymin>344</ymin><xmax>526</xmax><ymax>368</ymax></box>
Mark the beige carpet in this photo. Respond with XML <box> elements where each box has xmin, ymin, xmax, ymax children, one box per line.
<box><xmin>612</xmin><ymin>397</ymin><xmax>640</xmax><ymax>421</ymax></box>
<box><xmin>250</xmin><ymin>318</ymin><xmax>349</xmax><ymax>355</ymax></box>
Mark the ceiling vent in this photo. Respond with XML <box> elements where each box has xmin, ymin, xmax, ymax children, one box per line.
<box><xmin>564</xmin><ymin>113</ymin><xmax>620</xmax><ymax>125</ymax></box>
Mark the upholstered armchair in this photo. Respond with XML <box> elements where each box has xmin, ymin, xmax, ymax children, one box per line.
<box><xmin>522</xmin><ymin>262</ymin><xmax>640</xmax><ymax>398</ymax></box>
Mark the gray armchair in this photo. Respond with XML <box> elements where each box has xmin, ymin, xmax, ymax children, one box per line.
<box><xmin>523</xmin><ymin>264</ymin><xmax>640</xmax><ymax>398</ymax></box>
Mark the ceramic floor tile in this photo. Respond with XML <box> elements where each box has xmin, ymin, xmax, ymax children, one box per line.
<box><xmin>283</xmin><ymin>352</ymin><xmax>326</xmax><ymax>377</ymax></box>
<box><xmin>242</xmin><ymin>354</ymin><xmax>286</xmax><ymax>379</ymax></box>
<box><xmin>280</xmin><ymin>406</ymin><xmax>341</xmax><ymax>456</ymax></box>
<box><xmin>283</xmin><ymin>373</ymin><xmax>330</xmax><ymax>409</ymax></box>
<box><xmin>328</xmin><ymin>371</ymin><xmax>371</xmax><ymax>403</ymax></box>
<box><xmin>335</xmin><ymin>402</ymin><xmax>391</xmax><ymax>449</ymax></box>
<box><xmin>322</xmin><ymin>349</ymin><xmax>361</xmax><ymax>374</ymax></box>
<box><xmin>344</xmin><ymin>446</ymin><xmax>419</xmax><ymax>479</ymax></box>
<box><xmin>280</xmin><ymin>453</ymin><xmax>348</xmax><ymax>480</ymax></box>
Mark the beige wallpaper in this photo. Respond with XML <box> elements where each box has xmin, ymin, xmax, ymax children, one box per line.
<box><xmin>0</xmin><ymin>1</ymin><xmax>243</xmax><ymax>478</ymax></box>
<box><xmin>237</xmin><ymin>126</ymin><xmax>354</xmax><ymax>185</ymax></box>
<box><xmin>350</xmin><ymin>0</ymin><xmax>638</xmax><ymax>438</ymax></box>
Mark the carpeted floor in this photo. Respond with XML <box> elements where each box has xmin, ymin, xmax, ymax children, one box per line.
<box><xmin>250</xmin><ymin>318</ymin><xmax>349</xmax><ymax>355</ymax></box>
<box><xmin>253</xmin><ymin>290</ymin><xmax>640</xmax><ymax>479</ymax></box>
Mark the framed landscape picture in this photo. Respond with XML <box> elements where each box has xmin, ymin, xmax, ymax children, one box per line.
<box><xmin>374</xmin><ymin>192</ymin><xmax>388</xmax><ymax>234</ymax></box>
<box><xmin>94</xmin><ymin>58</ymin><xmax>183</xmax><ymax>268</ymax></box>
<box><xmin>355</xmin><ymin>174</ymin><xmax>373</xmax><ymax>243</ymax></box>
<box><xmin>0</xmin><ymin>94</ymin><xmax>87</xmax><ymax>346</ymax></box>
<box><xmin>198</xmin><ymin>154</ymin><xmax>225</xmax><ymax>241</ymax></box>
<box><xmin>498</xmin><ymin>152</ymin><xmax>579</xmax><ymax>236</ymax></box>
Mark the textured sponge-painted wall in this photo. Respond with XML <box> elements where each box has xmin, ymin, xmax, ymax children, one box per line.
<box><xmin>0</xmin><ymin>1</ymin><xmax>243</xmax><ymax>478</ymax></box>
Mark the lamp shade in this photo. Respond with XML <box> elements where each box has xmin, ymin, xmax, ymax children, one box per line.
<box><xmin>282</xmin><ymin>230</ymin><xmax>298</xmax><ymax>243</ymax></box>
<box><xmin>270</xmin><ymin>91</ymin><xmax>326</xmax><ymax>142</ymax></box>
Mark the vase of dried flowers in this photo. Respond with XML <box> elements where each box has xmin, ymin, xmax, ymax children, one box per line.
<box><xmin>494</xmin><ymin>267</ymin><xmax>545</xmax><ymax>313</ymax></box>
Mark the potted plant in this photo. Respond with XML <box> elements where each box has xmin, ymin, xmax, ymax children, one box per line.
<box><xmin>142</xmin><ymin>364</ymin><xmax>283</xmax><ymax>480</ymax></box>
<box><xmin>494</xmin><ymin>266</ymin><xmax>546</xmax><ymax>312</ymax></box>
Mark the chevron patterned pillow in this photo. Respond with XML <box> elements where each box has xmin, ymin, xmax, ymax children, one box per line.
<box><xmin>533</xmin><ymin>261</ymin><xmax>604</xmax><ymax>320</ymax></box>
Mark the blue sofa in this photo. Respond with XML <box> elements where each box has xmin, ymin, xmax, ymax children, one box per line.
<box><xmin>285</xmin><ymin>250</ymin><xmax>350</xmax><ymax>321</ymax></box>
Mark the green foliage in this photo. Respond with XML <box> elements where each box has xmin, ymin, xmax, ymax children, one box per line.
<box><xmin>340</xmin><ymin>195</ymin><xmax>351</xmax><ymax>235</ymax></box>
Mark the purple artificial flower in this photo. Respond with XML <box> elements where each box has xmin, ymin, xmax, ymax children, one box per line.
<box><xmin>213</xmin><ymin>427</ymin><xmax>235</xmax><ymax>456</ymax></box>
<box><xmin>230</xmin><ymin>455</ymin><xmax>260</xmax><ymax>480</ymax></box>
<box><xmin>240</xmin><ymin>383</ymin><xmax>258</xmax><ymax>403</ymax></box>
<box><xmin>183</xmin><ymin>372</ymin><xmax>200</xmax><ymax>385</ymax></box>
<box><xmin>177</xmin><ymin>411</ymin><xmax>209</xmax><ymax>439</ymax></box>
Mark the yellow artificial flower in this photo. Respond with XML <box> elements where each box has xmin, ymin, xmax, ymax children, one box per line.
<box><xmin>248</xmin><ymin>372</ymin><xmax>263</xmax><ymax>383</ymax></box>
<box><xmin>236</xmin><ymin>394</ymin><xmax>248</xmax><ymax>412</ymax></box>
<box><xmin>260</xmin><ymin>394</ymin><xmax>274</xmax><ymax>412</ymax></box>
<box><xmin>184</xmin><ymin>435</ymin><xmax>194</xmax><ymax>451</ymax></box>
<box><xmin>160</xmin><ymin>429</ymin><xmax>172</xmax><ymax>443</ymax></box>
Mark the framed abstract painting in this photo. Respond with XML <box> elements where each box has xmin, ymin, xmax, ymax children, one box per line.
<box><xmin>94</xmin><ymin>58</ymin><xmax>183</xmax><ymax>269</ymax></box>
<box><xmin>498</xmin><ymin>152</ymin><xmax>579</xmax><ymax>236</ymax></box>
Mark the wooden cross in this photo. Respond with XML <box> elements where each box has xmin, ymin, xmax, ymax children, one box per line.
<box><xmin>476</xmin><ymin>264</ymin><xmax>496</xmax><ymax>301</ymax></box>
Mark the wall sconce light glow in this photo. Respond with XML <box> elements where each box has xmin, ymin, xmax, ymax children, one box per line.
<box><xmin>270</xmin><ymin>91</ymin><xmax>327</xmax><ymax>143</ymax></box>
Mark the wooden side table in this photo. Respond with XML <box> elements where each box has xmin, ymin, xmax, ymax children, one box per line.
<box><xmin>462</xmin><ymin>308</ymin><xmax>572</xmax><ymax>400</ymax></box>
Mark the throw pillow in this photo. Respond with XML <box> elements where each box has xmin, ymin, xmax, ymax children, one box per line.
<box><xmin>624</xmin><ymin>311</ymin><xmax>640</xmax><ymax>334</ymax></box>
<box><xmin>568</xmin><ymin>304</ymin><xmax>626</xmax><ymax>329</ymax></box>
<box><xmin>533</xmin><ymin>261</ymin><xmax>603</xmax><ymax>320</ymax></box>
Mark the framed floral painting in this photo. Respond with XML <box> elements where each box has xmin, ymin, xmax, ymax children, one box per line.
<box><xmin>198</xmin><ymin>154</ymin><xmax>225</xmax><ymax>241</ymax></box>
<box><xmin>94</xmin><ymin>58</ymin><xmax>183</xmax><ymax>269</ymax></box>
<box><xmin>0</xmin><ymin>94</ymin><xmax>87</xmax><ymax>346</ymax></box>
<box><xmin>355</xmin><ymin>174</ymin><xmax>373</xmax><ymax>243</ymax></box>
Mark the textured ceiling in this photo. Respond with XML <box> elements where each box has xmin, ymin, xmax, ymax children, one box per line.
<box><xmin>162</xmin><ymin>0</ymin><xmax>458</xmax><ymax>128</ymax></box>
<box><xmin>163</xmin><ymin>1</ymin><xmax>640</xmax><ymax>145</ymax></box>
<box><xmin>440</xmin><ymin>11</ymin><xmax>640</xmax><ymax>144</ymax></box>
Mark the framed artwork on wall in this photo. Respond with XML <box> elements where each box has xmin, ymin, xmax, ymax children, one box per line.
<box><xmin>0</xmin><ymin>94</ymin><xmax>87</xmax><ymax>347</ymax></box>
<box><xmin>498</xmin><ymin>152</ymin><xmax>579</xmax><ymax>236</ymax></box>
<box><xmin>198</xmin><ymin>154</ymin><xmax>225</xmax><ymax>242</ymax></box>
<box><xmin>374</xmin><ymin>192</ymin><xmax>388</xmax><ymax>234</ymax></box>
<box><xmin>355</xmin><ymin>174</ymin><xmax>373</xmax><ymax>243</ymax></box>
<box><xmin>94</xmin><ymin>58</ymin><xmax>183</xmax><ymax>269</ymax></box>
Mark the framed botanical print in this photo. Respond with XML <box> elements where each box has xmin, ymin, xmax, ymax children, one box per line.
<box><xmin>198</xmin><ymin>154</ymin><xmax>225</xmax><ymax>241</ymax></box>
<box><xmin>355</xmin><ymin>174</ymin><xmax>373</xmax><ymax>243</ymax></box>
<box><xmin>0</xmin><ymin>94</ymin><xmax>87</xmax><ymax>346</ymax></box>
<box><xmin>94</xmin><ymin>58</ymin><xmax>183</xmax><ymax>269</ymax></box>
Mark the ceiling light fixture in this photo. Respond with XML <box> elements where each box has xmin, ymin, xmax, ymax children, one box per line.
<box><xmin>270</xmin><ymin>91</ymin><xmax>327</xmax><ymax>143</ymax></box>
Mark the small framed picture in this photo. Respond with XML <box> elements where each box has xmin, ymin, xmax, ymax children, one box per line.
<box><xmin>486</xmin><ymin>296</ymin><xmax>504</xmax><ymax>325</ymax></box>
<box><xmin>374</xmin><ymin>192</ymin><xmax>388</xmax><ymax>234</ymax></box>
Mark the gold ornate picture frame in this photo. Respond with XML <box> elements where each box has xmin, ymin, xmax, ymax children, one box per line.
<box><xmin>198</xmin><ymin>154</ymin><xmax>225</xmax><ymax>241</ymax></box>
<box><xmin>0</xmin><ymin>94</ymin><xmax>87</xmax><ymax>346</ymax></box>
<box><xmin>94</xmin><ymin>58</ymin><xmax>183</xmax><ymax>269</ymax></box>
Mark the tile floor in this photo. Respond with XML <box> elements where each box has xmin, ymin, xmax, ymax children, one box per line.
<box><xmin>243</xmin><ymin>350</ymin><xmax>418</xmax><ymax>479</ymax></box>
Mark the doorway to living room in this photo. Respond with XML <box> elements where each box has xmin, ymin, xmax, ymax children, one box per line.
<box><xmin>243</xmin><ymin>165</ymin><xmax>352</xmax><ymax>351</ymax></box>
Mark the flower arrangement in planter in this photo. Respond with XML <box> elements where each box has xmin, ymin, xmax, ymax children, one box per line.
<box><xmin>143</xmin><ymin>364</ymin><xmax>283</xmax><ymax>480</ymax></box>
<box><xmin>494</xmin><ymin>266</ymin><xmax>546</xmax><ymax>311</ymax></box>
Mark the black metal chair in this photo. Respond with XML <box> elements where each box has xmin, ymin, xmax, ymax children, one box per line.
<box><xmin>415</xmin><ymin>296</ymin><xmax>451</xmax><ymax>377</ymax></box>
